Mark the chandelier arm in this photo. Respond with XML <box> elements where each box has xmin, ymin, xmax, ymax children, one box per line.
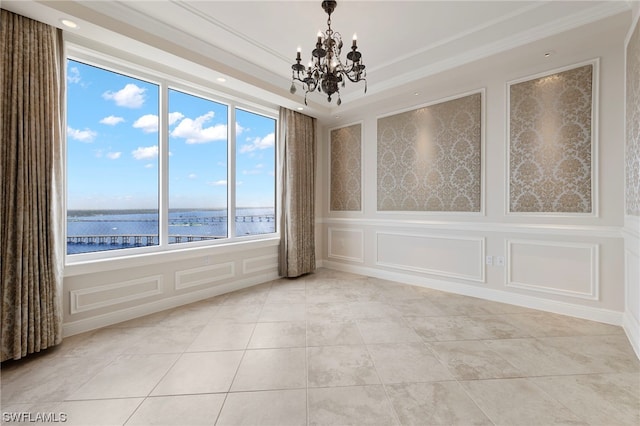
<box><xmin>341</xmin><ymin>73</ymin><xmax>360</xmax><ymax>84</ymax></box>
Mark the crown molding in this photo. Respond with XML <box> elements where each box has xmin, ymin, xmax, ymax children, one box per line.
<box><xmin>338</xmin><ymin>1</ymin><xmax>630</xmax><ymax>107</ymax></box>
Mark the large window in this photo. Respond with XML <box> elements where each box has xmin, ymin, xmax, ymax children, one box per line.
<box><xmin>235</xmin><ymin>109</ymin><xmax>276</xmax><ymax>237</ymax></box>
<box><xmin>168</xmin><ymin>89</ymin><xmax>229</xmax><ymax>243</ymax></box>
<box><xmin>66</xmin><ymin>56</ymin><xmax>277</xmax><ymax>259</ymax></box>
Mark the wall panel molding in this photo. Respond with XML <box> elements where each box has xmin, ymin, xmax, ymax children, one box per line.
<box><xmin>70</xmin><ymin>275</ymin><xmax>163</xmax><ymax>314</ymax></box>
<box><xmin>377</xmin><ymin>90</ymin><xmax>483</xmax><ymax>213</ymax></box>
<box><xmin>322</xmin><ymin>259</ymin><xmax>623</xmax><ymax>326</ymax></box>
<box><xmin>175</xmin><ymin>262</ymin><xmax>235</xmax><ymax>290</ymax></box>
<box><xmin>242</xmin><ymin>254</ymin><xmax>278</xmax><ymax>274</ymax></box>
<box><xmin>63</xmin><ymin>271</ymin><xmax>279</xmax><ymax>337</ymax></box>
<box><xmin>623</xmin><ymin>234</ymin><xmax>640</xmax><ymax>358</ymax></box>
<box><xmin>328</xmin><ymin>227</ymin><xmax>365</xmax><ymax>263</ymax></box>
<box><xmin>329</xmin><ymin>122</ymin><xmax>363</xmax><ymax>212</ymax></box>
<box><xmin>320</xmin><ymin>217</ymin><xmax>621</xmax><ymax>238</ymax></box>
<box><xmin>507</xmin><ymin>59</ymin><xmax>599</xmax><ymax>216</ymax></box>
<box><xmin>376</xmin><ymin>232</ymin><xmax>485</xmax><ymax>282</ymax></box>
<box><xmin>506</xmin><ymin>239</ymin><xmax>599</xmax><ymax>300</ymax></box>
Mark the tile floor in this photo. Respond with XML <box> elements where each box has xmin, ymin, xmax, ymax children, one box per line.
<box><xmin>1</xmin><ymin>268</ymin><xmax>639</xmax><ymax>425</ymax></box>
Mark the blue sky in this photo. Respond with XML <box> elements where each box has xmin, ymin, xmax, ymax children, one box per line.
<box><xmin>66</xmin><ymin>60</ymin><xmax>275</xmax><ymax>210</ymax></box>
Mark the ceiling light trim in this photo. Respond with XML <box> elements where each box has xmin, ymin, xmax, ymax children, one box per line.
<box><xmin>337</xmin><ymin>1</ymin><xmax>629</xmax><ymax>108</ymax></box>
<box><xmin>171</xmin><ymin>0</ymin><xmax>292</xmax><ymax>65</ymax></box>
<box><xmin>367</xmin><ymin>1</ymin><xmax>545</xmax><ymax>74</ymax></box>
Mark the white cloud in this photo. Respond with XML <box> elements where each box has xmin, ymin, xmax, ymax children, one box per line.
<box><xmin>106</xmin><ymin>152</ymin><xmax>122</xmax><ymax>160</ymax></box>
<box><xmin>100</xmin><ymin>115</ymin><xmax>125</xmax><ymax>126</ymax></box>
<box><xmin>169</xmin><ymin>112</ymin><xmax>184</xmax><ymax>125</ymax></box>
<box><xmin>243</xmin><ymin>164</ymin><xmax>264</xmax><ymax>175</ymax></box>
<box><xmin>236</xmin><ymin>123</ymin><xmax>245</xmax><ymax>135</ymax></box>
<box><xmin>131</xmin><ymin>145</ymin><xmax>158</xmax><ymax>160</ymax></box>
<box><xmin>67</xmin><ymin>126</ymin><xmax>97</xmax><ymax>142</ymax></box>
<box><xmin>207</xmin><ymin>180</ymin><xmax>227</xmax><ymax>186</ymax></box>
<box><xmin>144</xmin><ymin>163</ymin><xmax>154</xmax><ymax>169</ymax></box>
<box><xmin>102</xmin><ymin>83</ymin><xmax>146</xmax><ymax>108</ymax></box>
<box><xmin>133</xmin><ymin>114</ymin><xmax>159</xmax><ymax>133</ymax></box>
<box><xmin>171</xmin><ymin>111</ymin><xmax>227</xmax><ymax>144</ymax></box>
<box><xmin>67</xmin><ymin>67</ymin><xmax>81</xmax><ymax>84</ymax></box>
<box><xmin>187</xmin><ymin>173</ymin><xmax>197</xmax><ymax>179</ymax></box>
<box><xmin>239</xmin><ymin>132</ymin><xmax>275</xmax><ymax>153</ymax></box>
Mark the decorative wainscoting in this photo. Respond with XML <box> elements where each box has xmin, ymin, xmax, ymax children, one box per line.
<box><xmin>63</xmin><ymin>239</ymin><xmax>280</xmax><ymax>337</ymax></box>
<box><xmin>375</xmin><ymin>231</ymin><xmax>485</xmax><ymax>282</ymax></box>
<box><xmin>623</xmin><ymin>216</ymin><xmax>640</xmax><ymax>358</ymax></box>
<box><xmin>70</xmin><ymin>275</ymin><xmax>164</xmax><ymax>314</ymax></box>
<box><xmin>328</xmin><ymin>227</ymin><xmax>364</xmax><ymax>263</ymax></box>
<box><xmin>175</xmin><ymin>262</ymin><xmax>235</xmax><ymax>290</ymax></box>
<box><xmin>319</xmin><ymin>218</ymin><xmax>624</xmax><ymax>326</ymax></box>
<box><xmin>505</xmin><ymin>239</ymin><xmax>599</xmax><ymax>300</ymax></box>
<box><xmin>242</xmin><ymin>254</ymin><xmax>279</xmax><ymax>274</ymax></box>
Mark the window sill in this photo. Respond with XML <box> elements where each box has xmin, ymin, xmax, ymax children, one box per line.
<box><xmin>64</xmin><ymin>236</ymin><xmax>280</xmax><ymax>277</ymax></box>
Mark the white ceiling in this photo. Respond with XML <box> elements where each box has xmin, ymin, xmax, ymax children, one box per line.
<box><xmin>2</xmin><ymin>0</ymin><xmax>633</xmax><ymax>119</ymax></box>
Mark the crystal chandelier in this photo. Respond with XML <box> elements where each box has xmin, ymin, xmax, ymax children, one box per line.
<box><xmin>289</xmin><ymin>0</ymin><xmax>367</xmax><ymax>106</ymax></box>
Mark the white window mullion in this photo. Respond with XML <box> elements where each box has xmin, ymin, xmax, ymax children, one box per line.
<box><xmin>159</xmin><ymin>82</ymin><xmax>169</xmax><ymax>247</ymax></box>
<box><xmin>228</xmin><ymin>105</ymin><xmax>236</xmax><ymax>239</ymax></box>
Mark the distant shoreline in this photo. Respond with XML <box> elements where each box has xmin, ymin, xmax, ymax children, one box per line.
<box><xmin>68</xmin><ymin>207</ymin><xmax>273</xmax><ymax>216</ymax></box>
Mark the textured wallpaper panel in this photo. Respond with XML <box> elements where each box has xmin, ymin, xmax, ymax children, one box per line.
<box><xmin>330</xmin><ymin>124</ymin><xmax>362</xmax><ymax>211</ymax></box>
<box><xmin>509</xmin><ymin>64</ymin><xmax>593</xmax><ymax>213</ymax></box>
<box><xmin>626</xmin><ymin>20</ymin><xmax>640</xmax><ymax>217</ymax></box>
<box><xmin>377</xmin><ymin>93</ymin><xmax>482</xmax><ymax>212</ymax></box>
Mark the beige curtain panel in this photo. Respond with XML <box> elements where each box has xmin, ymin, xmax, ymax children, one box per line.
<box><xmin>278</xmin><ymin>107</ymin><xmax>317</xmax><ymax>278</ymax></box>
<box><xmin>1</xmin><ymin>10</ymin><xmax>64</xmax><ymax>361</ymax></box>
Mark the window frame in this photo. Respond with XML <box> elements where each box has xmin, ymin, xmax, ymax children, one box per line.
<box><xmin>64</xmin><ymin>43</ymin><xmax>279</xmax><ymax>266</ymax></box>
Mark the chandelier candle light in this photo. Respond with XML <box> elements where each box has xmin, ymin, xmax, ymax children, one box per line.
<box><xmin>290</xmin><ymin>0</ymin><xmax>367</xmax><ymax>105</ymax></box>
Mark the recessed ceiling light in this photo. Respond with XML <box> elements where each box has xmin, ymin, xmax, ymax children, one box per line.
<box><xmin>544</xmin><ymin>50</ymin><xmax>556</xmax><ymax>58</ymax></box>
<box><xmin>414</xmin><ymin>92</ymin><xmax>419</xmax><ymax>96</ymax></box>
<box><xmin>60</xmin><ymin>19</ymin><xmax>78</xmax><ymax>29</ymax></box>
<box><xmin>297</xmin><ymin>107</ymin><xmax>304</xmax><ymax>111</ymax></box>
<box><xmin>216</xmin><ymin>77</ymin><xmax>227</xmax><ymax>83</ymax></box>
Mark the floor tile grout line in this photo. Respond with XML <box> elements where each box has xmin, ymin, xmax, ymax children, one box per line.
<box><xmin>212</xmin><ymin>314</ymin><xmax>261</xmax><ymax>426</ymax></box>
<box><xmin>454</xmin><ymin>376</ymin><xmax>498</xmax><ymax>426</ymax></box>
<box><xmin>120</xmin><ymin>395</ymin><xmax>147</xmax><ymax>426</ymax></box>
<box><xmin>359</xmin><ymin>325</ymin><xmax>405</xmax><ymax>426</ymax></box>
<box><xmin>526</xmin><ymin>376</ymin><xmax>593</xmax><ymax>424</ymax></box>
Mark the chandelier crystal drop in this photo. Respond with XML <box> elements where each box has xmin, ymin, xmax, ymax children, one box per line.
<box><xmin>290</xmin><ymin>0</ymin><xmax>367</xmax><ymax>106</ymax></box>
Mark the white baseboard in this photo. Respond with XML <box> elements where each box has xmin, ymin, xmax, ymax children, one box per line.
<box><xmin>62</xmin><ymin>272</ymin><xmax>279</xmax><ymax>337</ymax></box>
<box><xmin>623</xmin><ymin>311</ymin><xmax>640</xmax><ymax>359</ymax></box>
<box><xmin>321</xmin><ymin>260</ymin><xmax>624</xmax><ymax>326</ymax></box>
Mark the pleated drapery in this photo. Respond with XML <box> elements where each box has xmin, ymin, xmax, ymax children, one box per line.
<box><xmin>278</xmin><ymin>107</ymin><xmax>317</xmax><ymax>278</ymax></box>
<box><xmin>1</xmin><ymin>10</ymin><xmax>64</xmax><ymax>361</ymax></box>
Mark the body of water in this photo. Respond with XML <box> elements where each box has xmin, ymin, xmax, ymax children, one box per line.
<box><xmin>67</xmin><ymin>208</ymin><xmax>275</xmax><ymax>255</ymax></box>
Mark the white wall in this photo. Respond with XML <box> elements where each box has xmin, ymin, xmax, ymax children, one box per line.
<box><xmin>317</xmin><ymin>12</ymin><xmax>630</xmax><ymax>326</ymax></box>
